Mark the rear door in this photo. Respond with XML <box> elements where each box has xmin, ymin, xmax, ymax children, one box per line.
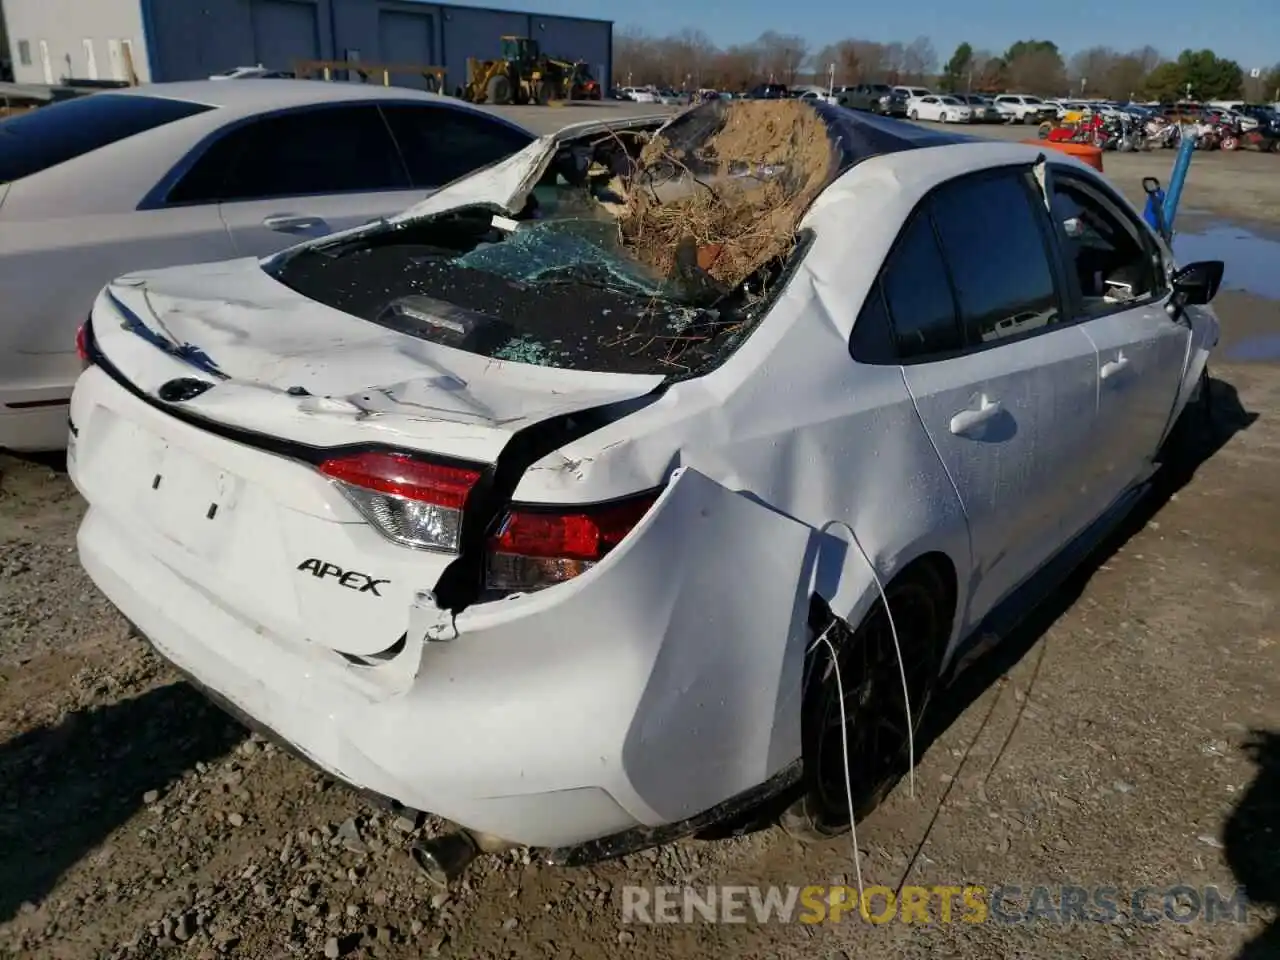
<box><xmin>894</xmin><ymin>168</ymin><xmax>1101</xmax><ymax>623</ymax></box>
<box><xmin>164</xmin><ymin>104</ymin><xmax>430</xmax><ymax>258</ymax></box>
<box><xmin>1042</xmin><ymin>166</ymin><xmax>1189</xmax><ymax>501</ymax></box>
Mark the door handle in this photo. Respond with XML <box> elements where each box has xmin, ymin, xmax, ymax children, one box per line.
<box><xmin>262</xmin><ymin>213</ymin><xmax>329</xmax><ymax>233</ymax></box>
<box><xmin>1101</xmin><ymin>353</ymin><xmax>1130</xmax><ymax>380</ymax></box>
<box><xmin>949</xmin><ymin>395</ymin><xmax>1002</xmax><ymax>436</ymax></box>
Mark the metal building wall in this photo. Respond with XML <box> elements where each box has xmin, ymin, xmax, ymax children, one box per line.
<box><xmin>0</xmin><ymin>0</ymin><xmax>609</xmax><ymax>91</ymax></box>
<box><xmin>141</xmin><ymin>0</ymin><xmax>336</xmax><ymax>82</ymax></box>
<box><xmin>331</xmin><ymin>0</ymin><xmax>611</xmax><ymax>97</ymax></box>
<box><xmin>1</xmin><ymin>0</ymin><xmax>148</xmax><ymax>84</ymax></box>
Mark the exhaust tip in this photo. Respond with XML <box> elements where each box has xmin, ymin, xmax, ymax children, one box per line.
<box><xmin>410</xmin><ymin>831</ymin><xmax>480</xmax><ymax>888</ymax></box>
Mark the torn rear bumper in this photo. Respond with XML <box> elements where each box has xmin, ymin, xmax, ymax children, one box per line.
<box><xmin>125</xmin><ymin>631</ymin><xmax>803</xmax><ymax>867</ymax></box>
<box><xmin>77</xmin><ymin>504</ymin><xmax>644</xmax><ymax>848</ymax></box>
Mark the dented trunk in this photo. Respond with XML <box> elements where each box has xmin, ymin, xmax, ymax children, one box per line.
<box><xmin>92</xmin><ymin>259</ymin><xmax>666</xmax><ymax>464</ymax></box>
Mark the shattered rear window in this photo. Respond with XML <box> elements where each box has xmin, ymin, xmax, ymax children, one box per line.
<box><xmin>270</xmin><ymin>99</ymin><xmax>964</xmax><ymax>378</ymax></box>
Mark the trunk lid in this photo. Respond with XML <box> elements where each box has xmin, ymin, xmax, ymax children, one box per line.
<box><xmin>93</xmin><ymin>258</ymin><xmax>665</xmax><ymax>464</ymax></box>
<box><xmin>80</xmin><ymin>258</ymin><xmax>663</xmax><ymax>661</ymax></box>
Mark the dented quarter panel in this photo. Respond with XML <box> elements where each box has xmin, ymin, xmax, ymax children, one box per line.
<box><xmin>443</xmin><ymin>466</ymin><xmax>816</xmax><ymax>825</ymax></box>
<box><xmin>514</xmin><ymin>149</ymin><xmax>979</xmax><ymax>641</ymax></box>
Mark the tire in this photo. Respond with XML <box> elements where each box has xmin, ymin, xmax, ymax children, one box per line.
<box><xmin>486</xmin><ymin>74</ymin><xmax>512</xmax><ymax>105</ymax></box>
<box><xmin>1221</xmin><ymin>135</ymin><xmax>1239</xmax><ymax>151</ymax></box>
<box><xmin>909</xmin><ymin>109</ymin><xmax>919</xmax><ymax>121</ymax></box>
<box><xmin>1038</xmin><ymin>122</ymin><xmax>1052</xmax><ymax>140</ymax></box>
<box><xmin>781</xmin><ymin>565</ymin><xmax>951</xmax><ymax>842</ymax></box>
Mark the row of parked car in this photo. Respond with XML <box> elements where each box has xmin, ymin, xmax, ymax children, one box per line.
<box><xmin>830</xmin><ymin>84</ymin><xmax>1055</xmax><ymax>123</ymax></box>
<box><xmin>612</xmin><ymin>83</ymin><xmax>1059</xmax><ymax>121</ymax></box>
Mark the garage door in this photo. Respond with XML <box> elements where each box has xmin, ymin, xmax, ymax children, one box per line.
<box><xmin>251</xmin><ymin>0</ymin><xmax>320</xmax><ymax>74</ymax></box>
<box><xmin>378</xmin><ymin>11</ymin><xmax>436</xmax><ymax>90</ymax></box>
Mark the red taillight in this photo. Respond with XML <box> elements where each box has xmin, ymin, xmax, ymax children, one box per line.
<box><xmin>485</xmin><ymin>493</ymin><xmax>658</xmax><ymax>594</ymax></box>
<box><xmin>318</xmin><ymin>452</ymin><xmax>483</xmax><ymax>552</ymax></box>
<box><xmin>75</xmin><ymin>322</ymin><xmax>91</xmax><ymax>367</ymax></box>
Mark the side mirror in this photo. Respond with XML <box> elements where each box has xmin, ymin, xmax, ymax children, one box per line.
<box><xmin>1171</xmin><ymin>260</ymin><xmax>1225</xmax><ymax>306</ymax></box>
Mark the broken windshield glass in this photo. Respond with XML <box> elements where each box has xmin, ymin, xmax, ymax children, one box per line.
<box><xmin>454</xmin><ymin>218</ymin><xmax>669</xmax><ymax>300</ymax></box>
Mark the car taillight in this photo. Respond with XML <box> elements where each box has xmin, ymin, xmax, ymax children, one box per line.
<box><xmin>75</xmin><ymin>321</ymin><xmax>91</xmax><ymax>368</ymax></box>
<box><xmin>318</xmin><ymin>451</ymin><xmax>483</xmax><ymax>553</ymax></box>
<box><xmin>485</xmin><ymin>492</ymin><xmax>658</xmax><ymax>594</ymax></box>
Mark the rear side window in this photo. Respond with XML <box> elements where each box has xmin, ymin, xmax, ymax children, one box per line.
<box><xmin>929</xmin><ymin>172</ymin><xmax>1061</xmax><ymax>343</ymax></box>
<box><xmin>380</xmin><ymin>105</ymin><xmax>533</xmax><ymax>189</ymax></box>
<box><xmin>165</xmin><ymin>105</ymin><xmax>409</xmax><ymax>204</ymax></box>
<box><xmin>880</xmin><ymin>211</ymin><xmax>963</xmax><ymax>359</ymax></box>
<box><xmin>0</xmin><ymin>93</ymin><xmax>212</xmax><ymax>183</ymax></box>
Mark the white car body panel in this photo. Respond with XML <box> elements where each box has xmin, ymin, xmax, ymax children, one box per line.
<box><xmin>69</xmin><ymin>123</ymin><xmax>1220</xmax><ymax>850</ymax></box>
<box><xmin>0</xmin><ymin>80</ymin><xmax>532</xmax><ymax>452</ymax></box>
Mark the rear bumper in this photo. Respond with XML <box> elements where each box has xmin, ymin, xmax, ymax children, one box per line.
<box><xmin>70</xmin><ymin>365</ymin><xmax>811</xmax><ymax>850</ymax></box>
<box><xmin>77</xmin><ymin>504</ymin><xmax>645</xmax><ymax>848</ymax></box>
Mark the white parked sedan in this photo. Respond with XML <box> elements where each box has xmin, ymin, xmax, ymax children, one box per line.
<box><xmin>68</xmin><ymin>104</ymin><xmax>1220</xmax><ymax>880</ymax></box>
<box><xmin>992</xmin><ymin>93</ymin><xmax>1056</xmax><ymax>123</ymax></box>
<box><xmin>907</xmin><ymin>94</ymin><xmax>974</xmax><ymax>123</ymax></box>
<box><xmin>0</xmin><ymin>80</ymin><xmax>534</xmax><ymax>451</ymax></box>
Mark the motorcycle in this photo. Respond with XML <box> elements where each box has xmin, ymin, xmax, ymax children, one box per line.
<box><xmin>1039</xmin><ymin>110</ymin><xmax>1106</xmax><ymax>145</ymax></box>
<box><xmin>1190</xmin><ymin>122</ymin><xmax>1221</xmax><ymax>150</ymax></box>
<box><xmin>1146</xmin><ymin>118</ymin><xmax>1181</xmax><ymax>149</ymax></box>
<box><xmin>1239</xmin><ymin>128</ymin><xmax>1280</xmax><ymax>152</ymax></box>
<box><xmin>1097</xmin><ymin>113</ymin><xmax>1144</xmax><ymax>152</ymax></box>
<box><xmin>1208</xmin><ymin>115</ymin><xmax>1279</xmax><ymax>152</ymax></box>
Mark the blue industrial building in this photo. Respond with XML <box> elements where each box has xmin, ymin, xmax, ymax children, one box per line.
<box><xmin>1</xmin><ymin>0</ymin><xmax>612</xmax><ymax>95</ymax></box>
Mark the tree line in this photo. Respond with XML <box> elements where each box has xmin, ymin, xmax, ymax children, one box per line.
<box><xmin>613</xmin><ymin>28</ymin><xmax>1280</xmax><ymax>103</ymax></box>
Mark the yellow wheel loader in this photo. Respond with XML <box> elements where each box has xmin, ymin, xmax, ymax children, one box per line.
<box><xmin>461</xmin><ymin>36</ymin><xmax>591</xmax><ymax>105</ymax></box>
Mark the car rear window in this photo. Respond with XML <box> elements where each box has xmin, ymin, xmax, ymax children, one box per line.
<box><xmin>0</xmin><ymin>93</ymin><xmax>213</xmax><ymax>183</ymax></box>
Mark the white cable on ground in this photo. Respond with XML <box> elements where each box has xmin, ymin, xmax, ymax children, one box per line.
<box><xmin>814</xmin><ymin>623</ymin><xmax>864</xmax><ymax>902</ymax></box>
<box><xmin>807</xmin><ymin>525</ymin><xmax>916</xmax><ymax>909</ymax></box>
<box><xmin>842</xmin><ymin>527</ymin><xmax>916</xmax><ymax>799</ymax></box>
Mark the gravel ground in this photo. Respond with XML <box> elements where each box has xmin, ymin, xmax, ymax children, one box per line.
<box><xmin>2</xmin><ymin>105</ymin><xmax>1279</xmax><ymax>960</ymax></box>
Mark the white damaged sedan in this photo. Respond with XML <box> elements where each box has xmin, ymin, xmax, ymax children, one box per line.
<box><xmin>68</xmin><ymin>102</ymin><xmax>1221</xmax><ymax>880</ymax></box>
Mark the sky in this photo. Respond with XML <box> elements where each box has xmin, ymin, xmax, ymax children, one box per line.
<box><xmin>450</xmin><ymin>0</ymin><xmax>1280</xmax><ymax>71</ymax></box>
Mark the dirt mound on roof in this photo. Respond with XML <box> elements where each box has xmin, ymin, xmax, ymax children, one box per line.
<box><xmin>616</xmin><ymin>99</ymin><xmax>838</xmax><ymax>291</ymax></box>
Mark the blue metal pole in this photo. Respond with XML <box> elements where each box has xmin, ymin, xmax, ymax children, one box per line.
<box><xmin>1162</xmin><ymin>135</ymin><xmax>1195</xmax><ymax>235</ymax></box>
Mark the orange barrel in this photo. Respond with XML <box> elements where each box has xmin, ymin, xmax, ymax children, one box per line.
<box><xmin>1023</xmin><ymin>139</ymin><xmax>1104</xmax><ymax>172</ymax></box>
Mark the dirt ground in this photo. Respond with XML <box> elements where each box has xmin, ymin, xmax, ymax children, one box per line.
<box><xmin>2</xmin><ymin>105</ymin><xmax>1280</xmax><ymax>960</ymax></box>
